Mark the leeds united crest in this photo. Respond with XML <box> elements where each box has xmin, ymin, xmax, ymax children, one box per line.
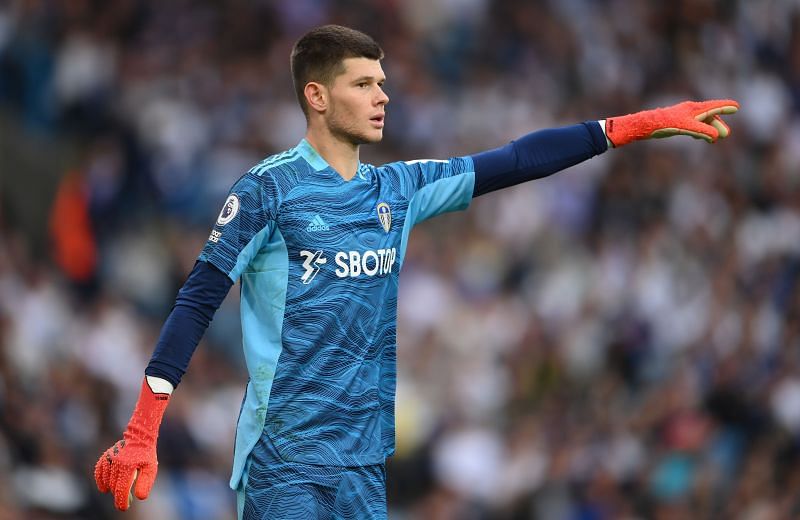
<box><xmin>376</xmin><ymin>202</ymin><xmax>391</xmax><ymax>233</ymax></box>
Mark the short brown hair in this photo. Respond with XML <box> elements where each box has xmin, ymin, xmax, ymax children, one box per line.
<box><xmin>291</xmin><ymin>25</ymin><xmax>384</xmax><ymax>117</ymax></box>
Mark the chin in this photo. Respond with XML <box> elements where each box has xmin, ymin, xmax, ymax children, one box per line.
<box><xmin>351</xmin><ymin>131</ymin><xmax>383</xmax><ymax>145</ymax></box>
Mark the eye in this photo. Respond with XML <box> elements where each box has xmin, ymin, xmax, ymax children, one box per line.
<box><xmin>357</xmin><ymin>82</ymin><xmax>369</xmax><ymax>89</ymax></box>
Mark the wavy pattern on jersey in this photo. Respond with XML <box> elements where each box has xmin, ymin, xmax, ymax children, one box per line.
<box><xmin>213</xmin><ymin>142</ymin><xmax>474</xmax><ymax>476</ymax></box>
<box><xmin>256</xmin><ymin>153</ymin><xmax>405</xmax><ymax>467</ymax></box>
<box><xmin>241</xmin><ymin>432</ymin><xmax>386</xmax><ymax>519</ymax></box>
<box><xmin>268</xmin><ymin>269</ymin><xmax>399</xmax><ymax>465</ymax></box>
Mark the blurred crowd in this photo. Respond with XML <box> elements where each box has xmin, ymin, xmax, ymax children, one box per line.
<box><xmin>1</xmin><ymin>0</ymin><xmax>800</xmax><ymax>518</ymax></box>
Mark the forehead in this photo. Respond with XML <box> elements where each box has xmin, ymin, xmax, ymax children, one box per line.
<box><xmin>337</xmin><ymin>57</ymin><xmax>385</xmax><ymax>81</ymax></box>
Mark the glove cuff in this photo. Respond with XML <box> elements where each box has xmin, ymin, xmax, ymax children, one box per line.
<box><xmin>125</xmin><ymin>377</ymin><xmax>170</xmax><ymax>444</ymax></box>
<box><xmin>605</xmin><ymin>108</ymin><xmax>666</xmax><ymax>147</ymax></box>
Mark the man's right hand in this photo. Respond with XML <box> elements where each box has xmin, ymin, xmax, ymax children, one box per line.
<box><xmin>94</xmin><ymin>377</ymin><xmax>171</xmax><ymax>511</ymax></box>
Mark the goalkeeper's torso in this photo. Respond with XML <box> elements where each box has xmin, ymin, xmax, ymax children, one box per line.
<box><xmin>199</xmin><ymin>139</ymin><xmax>475</xmax><ymax>488</ymax></box>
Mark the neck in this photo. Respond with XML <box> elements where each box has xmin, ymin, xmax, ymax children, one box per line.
<box><xmin>305</xmin><ymin>127</ymin><xmax>360</xmax><ymax>181</ymax></box>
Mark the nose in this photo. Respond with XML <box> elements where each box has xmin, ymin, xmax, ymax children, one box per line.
<box><xmin>377</xmin><ymin>86</ymin><xmax>389</xmax><ymax>106</ymax></box>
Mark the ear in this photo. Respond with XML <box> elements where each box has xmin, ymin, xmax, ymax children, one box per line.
<box><xmin>304</xmin><ymin>82</ymin><xmax>327</xmax><ymax>114</ymax></box>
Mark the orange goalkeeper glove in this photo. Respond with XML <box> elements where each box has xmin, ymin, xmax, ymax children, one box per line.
<box><xmin>94</xmin><ymin>377</ymin><xmax>170</xmax><ymax>511</ymax></box>
<box><xmin>605</xmin><ymin>99</ymin><xmax>739</xmax><ymax>147</ymax></box>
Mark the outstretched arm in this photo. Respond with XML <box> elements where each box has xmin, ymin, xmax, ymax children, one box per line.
<box><xmin>471</xmin><ymin>99</ymin><xmax>739</xmax><ymax>197</ymax></box>
<box><xmin>471</xmin><ymin>121</ymin><xmax>607</xmax><ymax>197</ymax></box>
<box><xmin>94</xmin><ymin>260</ymin><xmax>232</xmax><ymax>511</ymax></box>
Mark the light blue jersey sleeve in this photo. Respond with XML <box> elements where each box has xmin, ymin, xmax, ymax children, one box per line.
<box><xmin>199</xmin><ymin>172</ymin><xmax>277</xmax><ymax>282</ymax></box>
<box><xmin>377</xmin><ymin>156</ymin><xmax>475</xmax><ymax>264</ymax></box>
<box><xmin>379</xmin><ymin>156</ymin><xmax>476</xmax><ymax>227</ymax></box>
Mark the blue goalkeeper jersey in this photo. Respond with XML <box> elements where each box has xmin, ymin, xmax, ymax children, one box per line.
<box><xmin>198</xmin><ymin>139</ymin><xmax>475</xmax><ymax>490</ymax></box>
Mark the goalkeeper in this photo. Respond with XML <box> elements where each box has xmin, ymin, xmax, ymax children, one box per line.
<box><xmin>94</xmin><ymin>24</ymin><xmax>738</xmax><ymax>520</ymax></box>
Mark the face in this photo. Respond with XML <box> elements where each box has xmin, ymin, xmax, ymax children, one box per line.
<box><xmin>324</xmin><ymin>57</ymin><xmax>389</xmax><ymax>145</ymax></box>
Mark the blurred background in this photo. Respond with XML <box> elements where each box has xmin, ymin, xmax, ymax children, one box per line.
<box><xmin>1</xmin><ymin>0</ymin><xmax>799</xmax><ymax>518</ymax></box>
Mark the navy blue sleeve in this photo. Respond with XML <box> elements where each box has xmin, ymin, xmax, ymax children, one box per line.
<box><xmin>145</xmin><ymin>260</ymin><xmax>234</xmax><ymax>388</ymax></box>
<box><xmin>471</xmin><ymin>121</ymin><xmax>608</xmax><ymax>197</ymax></box>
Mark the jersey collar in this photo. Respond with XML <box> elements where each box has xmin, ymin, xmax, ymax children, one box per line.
<box><xmin>295</xmin><ymin>138</ymin><xmax>368</xmax><ymax>181</ymax></box>
<box><xmin>295</xmin><ymin>139</ymin><xmax>330</xmax><ymax>172</ymax></box>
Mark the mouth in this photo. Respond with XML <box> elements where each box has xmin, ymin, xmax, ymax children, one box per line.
<box><xmin>370</xmin><ymin>114</ymin><xmax>385</xmax><ymax>128</ymax></box>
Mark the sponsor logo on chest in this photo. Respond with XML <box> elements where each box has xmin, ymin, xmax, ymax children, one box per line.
<box><xmin>297</xmin><ymin>203</ymin><xmax>397</xmax><ymax>283</ymax></box>
<box><xmin>299</xmin><ymin>248</ymin><xmax>397</xmax><ymax>284</ymax></box>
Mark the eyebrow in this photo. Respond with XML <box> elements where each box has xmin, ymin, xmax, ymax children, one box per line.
<box><xmin>352</xmin><ymin>75</ymin><xmax>386</xmax><ymax>84</ymax></box>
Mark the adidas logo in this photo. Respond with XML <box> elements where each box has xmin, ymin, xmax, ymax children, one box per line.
<box><xmin>306</xmin><ymin>214</ymin><xmax>330</xmax><ymax>232</ymax></box>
